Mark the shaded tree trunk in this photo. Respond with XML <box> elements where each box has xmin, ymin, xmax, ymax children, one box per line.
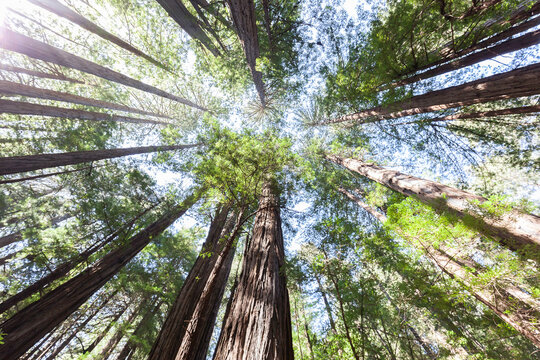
<box><xmin>314</xmin><ymin>272</ymin><xmax>337</xmax><ymax>333</ymax></box>
<box><xmin>212</xmin><ymin>180</ymin><xmax>294</xmax><ymax>360</ymax></box>
<box><xmin>0</xmin><ymin>27</ymin><xmax>206</xmax><ymax>111</ymax></box>
<box><xmin>321</xmin><ymin>62</ymin><xmax>540</xmax><ymax>125</ymax></box>
<box><xmin>0</xmin><ymin>164</ymin><xmax>100</xmax><ymax>185</ymax></box>
<box><xmin>0</xmin><ymin>192</ymin><xmax>200</xmax><ymax>360</ymax></box>
<box><xmin>0</xmin><ymin>214</ymin><xmax>71</xmax><ymax>250</ymax></box>
<box><xmin>148</xmin><ymin>205</ymin><xmax>238</xmax><ymax>359</ymax></box>
<box><xmin>0</xmin><ymin>99</ymin><xmax>168</xmax><ymax>126</ymax></box>
<box><xmin>0</xmin><ymin>143</ymin><xmax>199</xmax><ymax>176</ymax></box>
<box><xmin>226</xmin><ymin>0</ymin><xmax>266</xmax><ymax>105</ymax></box>
<box><xmin>0</xmin><ymin>63</ymin><xmax>84</xmax><ymax>84</ymax></box>
<box><xmin>0</xmin><ymin>80</ymin><xmax>170</xmax><ymax>119</ymax></box>
<box><xmin>337</xmin><ymin>188</ymin><xmax>387</xmax><ymax>223</ymax></box>
<box><xmin>28</xmin><ymin>0</ymin><xmax>171</xmax><ymax>72</ymax></box>
<box><xmin>327</xmin><ymin>154</ymin><xmax>540</xmax><ymax>259</ymax></box>
<box><xmin>96</xmin><ymin>302</ymin><xmax>141</xmax><ymax>359</ymax></box>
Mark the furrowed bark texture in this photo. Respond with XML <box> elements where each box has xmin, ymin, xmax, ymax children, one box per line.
<box><xmin>0</xmin><ymin>81</ymin><xmax>170</xmax><ymax>118</ymax></box>
<box><xmin>0</xmin><ymin>63</ymin><xmax>84</xmax><ymax>83</ymax></box>
<box><xmin>213</xmin><ymin>181</ymin><xmax>294</xmax><ymax>360</ymax></box>
<box><xmin>226</xmin><ymin>0</ymin><xmax>266</xmax><ymax>105</ymax></box>
<box><xmin>324</xmin><ymin>62</ymin><xmax>540</xmax><ymax>125</ymax></box>
<box><xmin>28</xmin><ymin>0</ymin><xmax>171</xmax><ymax>71</ymax></box>
<box><xmin>149</xmin><ymin>206</ymin><xmax>237</xmax><ymax>360</ymax></box>
<box><xmin>0</xmin><ymin>143</ymin><xmax>198</xmax><ymax>176</ymax></box>
<box><xmin>327</xmin><ymin>154</ymin><xmax>540</xmax><ymax>258</ymax></box>
<box><xmin>156</xmin><ymin>0</ymin><xmax>221</xmax><ymax>56</ymax></box>
<box><xmin>392</xmin><ymin>29</ymin><xmax>540</xmax><ymax>87</ymax></box>
<box><xmin>425</xmin><ymin>246</ymin><xmax>540</xmax><ymax>348</ymax></box>
<box><xmin>0</xmin><ymin>28</ymin><xmax>206</xmax><ymax>110</ymax></box>
<box><xmin>0</xmin><ymin>99</ymin><xmax>168</xmax><ymax>125</ymax></box>
<box><xmin>0</xmin><ymin>193</ymin><xmax>199</xmax><ymax>360</ymax></box>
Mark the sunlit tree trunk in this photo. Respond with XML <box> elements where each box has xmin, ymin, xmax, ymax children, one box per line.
<box><xmin>0</xmin><ymin>192</ymin><xmax>200</xmax><ymax>360</ymax></box>
<box><xmin>213</xmin><ymin>180</ymin><xmax>294</xmax><ymax>360</ymax></box>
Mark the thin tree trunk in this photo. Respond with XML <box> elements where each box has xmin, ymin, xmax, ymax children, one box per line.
<box><xmin>148</xmin><ymin>205</ymin><xmax>238</xmax><ymax>360</ymax></box>
<box><xmin>321</xmin><ymin>62</ymin><xmax>540</xmax><ymax>125</ymax></box>
<box><xmin>391</xmin><ymin>29</ymin><xmax>540</xmax><ymax>87</ymax></box>
<box><xmin>212</xmin><ymin>180</ymin><xmax>294</xmax><ymax>360</ymax></box>
<box><xmin>327</xmin><ymin>154</ymin><xmax>540</xmax><ymax>259</ymax></box>
<box><xmin>83</xmin><ymin>303</ymin><xmax>127</xmax><ymax>356</ymax></box>
<box><xmin>0</xmin><ymin>214</ymin><xmax>70</xmax><ymax>251</ymax></box>
<box><xmin>337</xmin><ymin>188</ymin><xmax>387</xmax><ymax>223</ymax></box>
<box><xmin>0</xmin><ymin>206</ymin><xmax>153</xmax><ymax>314</ymax></box>
<box><xmin>0</xmin><ymin>143</ymin><xmax>199</xmax><ymax>176</ymax></box>
<box><xmin>0</xmin><ymin>192</ymin><xmax>200</xmax><ymax>360</ymax></box>
<box><xmin>0</xmin><ymin>165</ymin><xmax>101</xmax><ymax>185</ymax></box>
<box><xmin>97</xmin><ymin>302</ymin><xmax>141</xmax><ymax>360</ymax></box>
<box><xmin>0</xmin><ymin>81</ymin><xmax>170</xmax><ymax>119</ymax></box>
<box><xmin>0</xmin><ymin>27</ymin><xmax>206</xmax><ymax>111</ymax></box>
<box><xmin>314</xmin><ymin>272</ymin><xmax>337</xmax><ymax>332</ymax></box>
<box><xmin>0</xmin><ymin>63</ymin><xmax>84</xmax><ymax>84</ymax></box>
<box><xmin>27</xmin><ymin>0</ymin><xmax>171</xmax><ymax>72</ymax></box>
<box><xmin>0</xmin><ymin>99</ymin><xmax>168</xmax><ymax>126</ymax></box>
<box><xmin>155</xmin><ymin>0</ymin><xmax>221</xmax><ymax>56</ymax></box>
<box><xmin>226</xmin><ymin>0</ymin><xmax>266</xmax><ymax>105</ymax></box>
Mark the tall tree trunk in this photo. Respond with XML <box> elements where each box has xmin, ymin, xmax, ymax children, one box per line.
<box><xmin>0</xmin><ymin>192</ymin><xmax>200</xmax><ymax>360</ymax></box>
<box><xmin>0</xmin><ymin>27</ymin><xmax>206</xmax><ymax>111</ymax></box>
<box><xmin>0</xmin><ymin>165</ymin><xmax>99</xmax><ymax>185</ymax></box>
<box><xmin>328</xmin><ymin>155</ymin><xmax>540</xmax><ymax>259</ymax></box>
<box><xmin>96</xmin><ymin>302</ymin><xmax>141</xmax><ymax>360</ymax></box>
<box><xmin>0</xmin><ymin>214</ymin><xmax>70</xmax><ymax>250</ymax></box>
<box><xmin>321</xmin><ymin>62</ymin><xmax>540</xmax><ymax>125</ymax></box>
<box><xmin>0</xmin><ymin>63</ymin><xmax>84</xmax><ymax>84</ymax></box>
<box><xmin>0</xmin><ymin>143</ymin><xmax>199</xmax><ymax>176</ymax></box>
<box><xmin>27</xmin><ymin>0</ymin><xmax>171</xmax><ymax>72</ymax></box>
<box><xmin>226</xmin><ymin>0</ymin><xmax>266</xmax><ymax>106</ymax></box>
<box><xmin>212</xmin><ymin>180</ymin><xmax>294</xmax><ymax>360</ymax></box>
<box><xmin>391</xmin><ymin>29</ymin><xmax>540</xmax><ymax>87</ymax></box>
<box><xmin>0</xmin><ymin>81</ymin><xmax>170</xmax><ymax>119</ymax></box>
<box><xmin>156</xmin><ymin>0</ymin><xmax>221</xmax><ymax>56</ymax></box>
<box><xmin>337</xmin><ymin>188</ymin><xmax>387</xmax><ymax>223</ymax></box>
<box><xmin>314</xmin><ymin>272</ymin><xmax>337</xmax><ymax>333</ymax></box>
<box><xmin>0</xmin><ymin>99</ymin><xmax>168</xmax><ymax>126</ymax></box>
<box><xmin>148</xmin><ymin>205</ymin><xmax>238</xmax><ymax>360</ymax></box>
<box><xmin>0</xmin><ymin>206</ymin><xmax>152</xmax><ymax>314</ymax></box>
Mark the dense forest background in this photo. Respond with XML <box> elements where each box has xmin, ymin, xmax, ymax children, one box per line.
<box><xmin>0</xmin><ymin>0</ymin><xmax>539</xmax><ymax>359</ymax></box>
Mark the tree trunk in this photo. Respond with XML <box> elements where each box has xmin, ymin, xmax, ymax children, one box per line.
<box><xmin>337</xmin><ymin>188</ymin><xmax>387</xmax><ymax>223</ymax></box>
<box><xmin>156</xmin><ymin>0</ymin><xmax>221</xmax><ymax>56</ymax></box>
<box><xmin>322</xmin><ymin>62</ymin><xmax>540</xmax><ymax>125</ymax></box>
<box><xmin>0</xmin><ymin>27</ymin><xmax>206</xmax><ymax>111</ymax></box>
<box><xmin>0</xmin><ymin>81</ymin><xmax>170</xmax><ymax>119</ymax></box>
<box><xmin>0</xmin><ymin>165</ymin><xmax>99</xmax><ymax>185</ymax></box>
<box><xmin>148</xmin><ymin>205</ymin><xmax>238</xmax><ymax>360</ymax></box>
<box><xmin>391</xmin><ymin>29</ymin><xmax>540</xmax><ymax>87</ymax></box>
<box><xmin>27</xmin><ymin>0</ymin><xmax>171</xmax><ymax>72</ymax></box>
<box><xmin>0</xmin><ymin>214</ymin><xmax>70</xmax><ymax>250</ymax></box>
<box><xmin>0</xmin><ymin>143</ymin><xmax>199</xmax><ymax>176</ymax></box>
<box><xmin>0</xmin><ymin>99</ymin><xmax>168</xmax><ymax>126</ymax></box>
<box><xmin>0</xmin><ymin>206</ymin><xmax>152</xmax><ymax>314</ymax></box>
<box><xmin>314</xmin><ymin>272</ymin><xmax>337</xmax><ymax>333</ymax></box>
<box><xmin>212</xmin><ymin>180</ymin><xmax>294</xmax><ymax>360</ymax></box>
<box><xmin>327</xmin><ymin>154</ymin><xmax>540</xmax><ymax>259</ymax></box>
<box><xmin>226</xmin><ymin>0</ymin><xmax>266</xmax><ymax>105</ymax></box>
<box><xmin>0</xmin><ymin>192</ymin><xmax>200</xmax><ymax>360</ymax></box>
<box><xmin>96</xmin><ymin>303</ymin><xmax>141</xmax><ymax>360</ymax></box>
<box><xmin>0</xmin><ymin>63</ymin><xmax>84</xmax><ymax>84</ymax></box>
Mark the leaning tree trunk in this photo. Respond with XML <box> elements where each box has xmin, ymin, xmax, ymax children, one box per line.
<box><xmin>327</xmin><ymin>155</ymin><xmax>540</xmax><ymax>259</ymax></box>
<box><xmin>0</xmin><ymin>99</ymin><xmax>168</xmax><ymax>126</ymax></box>
<box><xmin>226</xmin><ymin>0</ymin><xmax>266</xmax><ymax>106</ymax></box>
<box><xmin>212</xmin><ymin>180</ymin><xmax>294</xmax><ymax>360</ymax></box>
<box><xmin>148</xmin><ymin>205</ymin><xmax>238</xmax><ymax>360</ymax></box>
<box><xmin>0</xmin><ymin>27</ymin><xmax>206</xmax><ymax>110</ymax></box>
<box><xmin>321</xmin><ymin>62</ymin><xmax>540</xmax><ymax>125</ymax></box>
<box><xmin>0</xmin><ymin>63</ymin><xmax>84</xmax><ymax>84</ymax></box>
<box><xmin>28</xmin><ymin>0</ymin><xmax>171</xmax><ymax>72</ymax></box>
<box><xmin>0</xmin><ymin>192</ymin><xmax>200</xmax><ymax>360</ymax></box>
<box><xmin>96</xmin><ymin>302</ymin><xmax>141</xmax><ymax>359</ymax></box>
<box><xmin>0</xmin><ymin>214</ymin><xmax>70</xmax><ymax>250</ymax></box>
<box><xmin>0</xmin><ymin>143</ymin><xmax>199</xmax><ymax>176</ymax></box>
<box><xmin>0</xmin><ymin>164</ymin><xmax>99</xmax><ymax>185</ymax></box>
<box><xmin>391</xmin><ymin>29</ymin><xmax>540</xmax><ymax>87</ymax></box>
<box><xmin>0</xmin><ymin>81</ymin><xmax>170</xmax><ymax>119</ymax></box>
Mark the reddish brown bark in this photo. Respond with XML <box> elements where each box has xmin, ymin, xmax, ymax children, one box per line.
<box><xmin>0</xmin><ymin>99</ymin><xmax>168</xmax><ymax>126</ymax></box>
<box><xmin>328</xmin><ymin>154</ymin><xmax>540</xmax><ymax>259</ymax></box>
<box><xmin>28</xmin><ymin>0</ymin><xmax>171</xmax><ymax>72</ymax></box>
<box><xmin>0</xmin><ymin>143</ymin><xmax>199</xmax><ymax>176</ymax></box>
<box><xmin>148</xmin><ymin>206</ymin><xmax>238</xmax><ymax>360</ymax></box>
<box><xmin>213</xmin><ymin>180</ymin><xmax>294</xmax><ymax>360</ymax></box>
<box><xmin>0</xmin><ymin>81</ymin><xmax>170</xmax><ymax>119</ymax></box>
<box><xmin>226</xmin><ymin>0</ymin><xmax>266</xmax><ymax>105</ymax></box>
<box><xmin>0</xmin><ymin>27</ymin><xmax>206</xmax><ymax>111</ymax></box>
<box><xmin>0</xmin><ymin>63</ymin><xmax>84</xmax><ymax>84</ymax></box>
<box><xmin>0</xmin><ymin>192</ymin><xmax>199</xmax><ymax>360</ymax></box>
<box><xmin>322</xmin><ymin>62</ymin><xmax>540</xmax><ymax>125</ymax></box>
